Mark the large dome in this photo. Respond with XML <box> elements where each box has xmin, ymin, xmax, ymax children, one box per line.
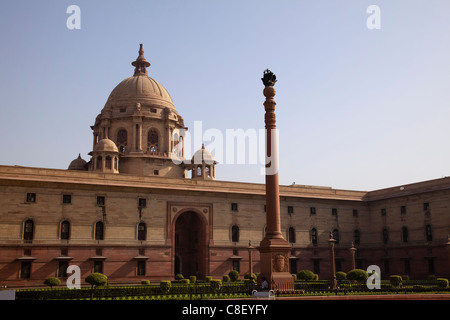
<box><xmin>105</xmin><ymin>74</ymin><xmax>174</xmax><ymax>109</ymax></box>
<box><xmin>103</xmin><ymin>44</ymin><xmax>175</xmax><ymax>111</ymax></box>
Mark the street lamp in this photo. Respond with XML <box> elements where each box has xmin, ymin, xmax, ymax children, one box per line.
<box><xmin>248</xmin><ymin>240</ymin><xmax>254</xmax><ymax>277</ymax></box>
<box><xmin>328</xmin><ymin>232</ymin><xmax>337</xmax><ymax>290</ymax></box>
<box><xmin>349</xmin><ymin>241</ymin><xmax>357</xmax><ymax>270</ymax></box>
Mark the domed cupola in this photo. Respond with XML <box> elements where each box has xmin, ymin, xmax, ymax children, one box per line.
<box><xmin>89</xmin><ymin>138</ymin><xmax>119</xmax><ymax>174</ymax></box>
<box><xmin>187</xmin><ymin>144</ymin><xmax>217</xmax><ymax>180</ymax></box>
<box><xmin>68</xmin><ymin>154</ymin><xmax>87</xmax><ymax>171</ymax></box>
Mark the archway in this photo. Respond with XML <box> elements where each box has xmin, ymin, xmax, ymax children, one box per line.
<box><xmin>174</xmin><ymin>211</ymin><xmax>207</xmax><ymax>279</ymax></box>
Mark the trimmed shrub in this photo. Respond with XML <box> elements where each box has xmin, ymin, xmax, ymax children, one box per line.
<box><xmin>175</xmin><ymin>274</ymin><xmax>184</xmax><ymax>281</ymax></box>
<box><xmin>205</xmin><ymin>276</ymin><xmax>212</xmax><ymax>283</ymax></box>
<box><xmin>427</xmin><ymin>275</ymin><xmax>437</xmax><ymax>281</ymax></box>
<box><xmin>44</xmin><ymin>277</ymin><xmax>61</xmax><ymax>288</ymax></box>
<box><xmin>189</xmin><ymin>276</ymin><xmax>197</xmax><ymax>284</ymax></box>
<box><xmin>210</xmin><ymin>279</ymin><xmax>222</xmax><ymax>292</ymax></box>
<box><xmin>222</xmin><ymin>275</ymin><xmax>230</xmax><ymax>282</ymax></box>
<box><xmin>141</xmin><ymin>280</ymin><xmax>150</xmax><ymax>285</ymax></box>
<box><xmin>180</xmin><ymin>279</ymin><xmax>190</xmax><ymax>284</ymax></box>
<box><xmin>347</xmin><ymin>269</ymin><xmax>368</xmax><ymax>282</ymax></box>
<box><xmin>437</xmin><ymin>278</ymin><xmax>449</xmax><ymax>288</ymax></box>
<box><xmin>228</xmin><ymin>270</ymin><xmax>240</xmax><ymax>282</ymax></box>
<box><xmin>160</xmin><ymin>280</ymin><xmax>172</xmax><ymax>294</ymax></box>
<box><xmin>244</xmin><ymin>273</ymin><xmax>257</xmax><ymax>280</ymax></box>
<box><xmin>85</xmin><ymin>273</ymin><xmax>107</xmax><ymax>288</ymax></box>
<box><xmin>336</xmin><ymin>272</ymin><xmax>347</xmax><ymax>280</ymax></box>
<box><xmin>402</xmin><ymin>275</ymin><xmax>410</xmax><ymax>281</ymax></box>
<box><xmin>390</xmin><ymin>275</ymin><xmax>402</xmax><ymax>288</ymax></box>
<box><xmin>297</xmin><ymin>270</ymin><xmax>316</xmax><ymax>281</ymax></box>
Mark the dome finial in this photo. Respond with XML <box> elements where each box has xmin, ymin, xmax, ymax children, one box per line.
<box><xmin>131</xmin><ymin>43</ymin><xmax>151</xmax><ymax>76</ymax></box>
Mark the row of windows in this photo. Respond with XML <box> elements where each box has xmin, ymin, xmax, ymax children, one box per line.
<box><xmin>230</xmin><ymin>203</ymin><xmax>433</xmax><ymax>216</ymax></box>
<box><xmin>25</xmin><ymin>193</ymin><xmax>148</xmax><ymax>207</ymax></box>
<box><xmin>24</xmin><ymin>194</ymin><xmax>434</xmax><ymax>219</ymax></box>
<box><xmin>23</xmin><ymin>220</ymin><xmax>148</xmax><ymax>242</ymax></box>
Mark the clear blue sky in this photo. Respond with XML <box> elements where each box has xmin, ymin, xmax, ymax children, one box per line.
<box><xmin>1</xmin><ymin>1</ymin><xmax>450</xmax><ymax>191</ymax></box>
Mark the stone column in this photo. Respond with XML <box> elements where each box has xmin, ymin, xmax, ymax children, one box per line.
<box><xmin>257</xmin><ymin>69</ymin><xmax>294</xmax><ymax>292</ymax></box>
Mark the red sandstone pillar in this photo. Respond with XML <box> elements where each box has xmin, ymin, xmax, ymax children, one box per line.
<box><xmin>257</xmin><ymin>70</ymin><xmax>294</xmax><ymax>292</ymax></box>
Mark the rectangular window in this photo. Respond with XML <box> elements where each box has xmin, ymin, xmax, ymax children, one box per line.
<box><xmin>288</xmin><ymin>206</ymin><xmax>294</xmax><ymax>214</ymax></box>
<box><xmin>310</xmin><ymin>207</ymin><xmax>316</xmax><ymax>215</ymax></box>
<box><xmin>404</xmin><ymin>260</ymin><xmax>411</xmax><ymax>274</ymax></box>
<box><xmin>423</xmin><ymin>202</ymin><xmax>430</xmax><ymax>211</ymax></box>
<box><xmin>62</xmin><ymin>194</ymin><xmax>72</xmax><ymax>204</ymax></box>
<box><xmin>232</xmin><ymin>260</ymin><xmax>240</xmax><ymax>273</ymax></box>
<box><xmin>231</xmin><ymin>203</ymin><xmax>238</xmax><ymax>212</ymax></box>
<box><xmin>400</xmin><ymin>206</ymin><xmax>406</xmax><ymax>214</ymax></box>
<box><xmin>332</xmin><ymin>208</ymin><xmax>338</xmax><ymax>216</ymax></box>
<box><xmin>313</xmin><ymin>260</ymin><xmax>320</xmax><ymax>274</ymax></box>
<box><xmin>58</xmin><ymin>261</ymin><xmax>69</xmax><ymax>278</ymax></box>
<box><xmin>137</xmin><ymin>261</ymin><xmax>146</xmax><ymax>276</ymax></box>
<box><xmin>26</xmin><ymin>193</ymin><xmax>36</xmax><ymax>203</ymax></box>
<box><xmin>96</xmin><ymin>196</ymin><xmax>105</xmax><ymax>206</ymax></box>
<box><xmin>153</xmin><ymin>170</ymin><xmax>159</xmax><ymax>175</ymax></box>
<box><xmin>21</xmin><ymin>262</ymin><xmax>31</xmax><ymax>279</ymax></box>
<box><xmin>428</xmin><ymin>259</ymin><xmax>435</xmax><ymax>275</ymax></box>
<box><xmin>353</xmin><ymin>209</ymin><xmax>358</xmax><ymax>217</ymax></box>
<box><xmin>384</xmin><ymin>260</ymin><xmax>390</xmax><ymax>274</ymax></box>
<box><xmin>94</xmin><ymin>261</ymin><xmax>103</xmax><ymax>274</ymax></box>
<box><xmin>381</xmin><ymin>208</ymin><xmax>386</xmax><ymax>216</ymax></box>
<box><xmin>138</xmin><ymin>198</ymin><xmax>147</xmax><ymax>208</ymax></box>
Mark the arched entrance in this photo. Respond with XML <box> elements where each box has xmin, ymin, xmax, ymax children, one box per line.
<box><xmin>174</xmin><ymin>211</ymin><xmax>208</xmax><ymax>279</ymax></box>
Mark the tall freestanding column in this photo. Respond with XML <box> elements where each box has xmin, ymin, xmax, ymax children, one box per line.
<box><xmin>257</xmin><ymin>70</ymin><xmax>294</xmax><ymax>292</ymax></box>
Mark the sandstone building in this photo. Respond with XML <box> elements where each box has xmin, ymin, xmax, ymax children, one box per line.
<box><xmin>0</xmin><ymin>45</ymin><xmax>449</xmax><ymax>287</ymax></box>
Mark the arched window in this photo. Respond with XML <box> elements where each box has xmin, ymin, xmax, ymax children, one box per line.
<box><xmin>382</xmin><ymin>228</ymin><xmax>389</xmax><ymax>244</ymax></box>
<box><xmin>95</xmin><ymin>221</ymin><xmax>104</xmax><ymax>240</ymax></box>
<box><xmin>138</xmin><ymin>222</ymin><xmax>146</xmax><ymax>241</ymax></box>
<box><xmin>231</xmin><ymin>225</ymin><xmax>239</xmax><ymax>242</ymax></box>
<box><xmin>147</xmin><ymin>128</ymin><xmax>159</xmax><ymax>153</ymax></box>
<box><xmin>425</xmin><ymin>224</ymin><xmax>433</xmax><ymax>242</ymax></box>
<box><xmin>197</xmin><ymin>166</ymin><xmax>202</xmax><ymax>177</ymax></box>
<box><xmin>311</xmin><ymin>228</ymin><xmax>318</xmax><ymax>246</ymax></box>
<box><xmin>288</xmin><ymin>227</ymin><xmax>296</xmax><ymax>243</ymax></box>
<box><xmin>105</xmin><ymin>156</ymin><xmax>112</xmax><ymax>169</ymax></box>
<box><xmin>205</xmin><ymin>166</ymin><xmax>210</xmax><ymax>177</ymax></box>
<box><xmin>61</xmin><ymin>220</ymin><xmax>70</xmax><ymax>240</ymax></box>
<box><xmin>23</xmin><ymin>219</ymin><xmax>34</xmax><ymax>242</ymax></box>
<box><xmin>402</xmin><ymin>226</ymin><xmax>409</xmax><ymax>243</ymax></box>
<box><xmin>353</xmin><ymin>229</ymin><xmax>360</xmax><ymax>245</ymax></box>
<box><xmin>332</xmin><ymin>229</ymin><xmax>340</xmax><ymax>244</ymax></box>
<box><xmin>117</xmin><ymin>129</ymin><xmax>128</xmax><ymax>152</ymax></box>
<box><xmin>96</xmin><ymin>156</ymin><xmax>102</xmax><ymax>169</ymax></box>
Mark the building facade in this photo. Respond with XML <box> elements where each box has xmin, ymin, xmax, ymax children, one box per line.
<box><xmin>0</xmin><ymin>45</ymin><xmax>449</xmax><ymax>287</ymax></box>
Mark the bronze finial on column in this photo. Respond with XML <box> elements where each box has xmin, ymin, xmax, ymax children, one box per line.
<box><xmin>257</xmin><ymin>69</ymin><xmax>294</xmax><ymax>292</ymax></box>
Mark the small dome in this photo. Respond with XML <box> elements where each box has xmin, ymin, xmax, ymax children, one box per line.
<box><xmin>94</xmin><ymin>139</ymin><xmax>119</xmax><ymax>153</ymax></box>
<box><xmin>192</xmin><ymin>144</ymin><xmax>216</xmax><ymax>165</ymax></box>
<box><xmin>68</xmin><ymin>154</ymin><xmax>87</xmax><ymax>170</ymax></box>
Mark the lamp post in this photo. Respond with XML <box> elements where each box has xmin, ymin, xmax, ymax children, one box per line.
<box><xmin>349</xmin><ymin>241</ymin><xmax>356</xmax><ymax>271</ymax></box>
<box><xmin>446</xmin><ymin>234</ymin><xmax>450</xmax><ymax>276</ymax></box>
<box><xmin>328</xmin><ymin>232</ymin><xmax>337</xmax><ymax>290</ymax></box>
<box><xmin>248</xmin><ymin>240</ymin><xmax>254</xmax><ymax>277</ymax></box>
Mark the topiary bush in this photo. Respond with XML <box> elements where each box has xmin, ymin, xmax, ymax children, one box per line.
<box><xmin>180</xmin><ymin>279</ymin><xmax>190</xmax><ymax>284</ymax></box>
<box><xmin>222</xmin><ymin>275</ymin><xmax>230</xmax><ymax>282</ymax></box>
<box><xmin>160</xmin><ymin>280</ymin><xmax>172</xmax><ymax>294</ymax></box>
<box><xmin>346</xmin><ymin>269</ymin><xmax>368</xmax><ymax>282</ymax></box>
<box><xmin>85</xmin><ymin>273</ymin><xmax>108</xmax><ymax>288</ymax></box>
<box><xmin>228</xmin><ymin>270</ymin><xmax>240</xmax><ymax>282</ymax></box>
<box><xmin>297</xmin><ymin>270</ymin><xmax>316</xmax><ymax>281</ymax></box>
<box><xmin>44</xmin><ymin>277</ymin><xmax>61</xmax><ymax>288</ymax></box>
<box><xmin>141</xmin><ymin>280</ymin><xmax>150</xmax><ymax>285</ymax></box>
<box><xmin>336</xmin><ymin>271</ymin><xmax>347</xmax><ymax>280</ymax></box>
<box><xmin>189</xmin><ymin>276</ymin><xmax>197</xmax><ymax>284</ymax></box>
<box><xmin>175</xmin><ymin>274</ymin><xmax>184</xmax><ymax>281</ymax></box>
<box><xmin>437</xmin><ymin>278</ymin><xmax>449</xmax><ymax>288</ymax></box>
<box><xmin>390</xmin><ymin>275</ymin><xmax>402</xmax><ymax>288</ymax></box>
<box><xmin>210</xmin><ymin>279</ymin><xmax>222</xmax><ymax>293</ymax></box>
<box><xmin>205</xmin><ymin>276</ymin><xmax>212</xmax><ymax>283</ymax></box>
